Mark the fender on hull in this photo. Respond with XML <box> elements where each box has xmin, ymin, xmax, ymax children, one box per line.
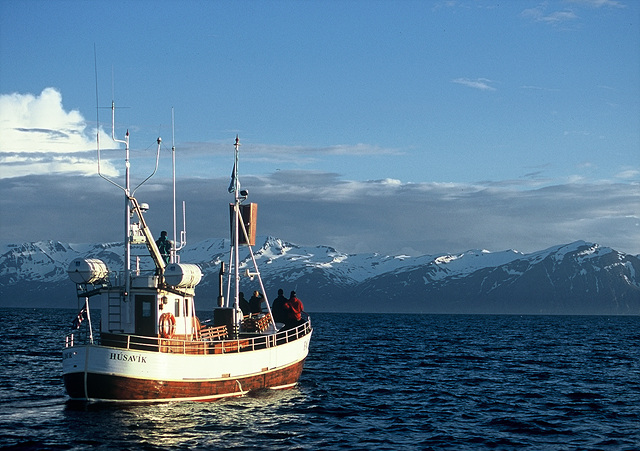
<box><xmin>63</xmin><ymin>358</ymin><xmax>306</xmax><ymax>402</ymax></box>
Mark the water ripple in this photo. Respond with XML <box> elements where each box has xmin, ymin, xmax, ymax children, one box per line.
<box><xmin>0</xmin><ymin>310</ymin><xmax>639</xmax><ymax>450</ymax></box>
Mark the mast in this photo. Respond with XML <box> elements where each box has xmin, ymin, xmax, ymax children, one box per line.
<box><xmin>232</xmin><ymin>135</ymin><xmax>241</xmax><ymax>313</ymax></box>
<box><xmin>111</xmin><ymin>101</ymin><xmax>131</xmax><ymax>299</ymax></box>
<box><xmin>223</xmin><ymin>136</ymin><xmax>277</xmax><ymax>329</ymax></box>
<box><xmin>172</xmin><ymin>108</ymin><xmax>177</xmax><ymax>264</ymax></box>
<box><xmin>170</xmin><ymin>108</ymin><xmax>187</xmax><ymax>263</ymax></box>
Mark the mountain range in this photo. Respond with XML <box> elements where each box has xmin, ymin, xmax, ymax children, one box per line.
<box><xmin>1</xmin><ymin>238</ymin><xmax>639</xmax><ymax>314</ymax></box>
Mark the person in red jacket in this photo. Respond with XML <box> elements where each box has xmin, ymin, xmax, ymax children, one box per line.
<box><xmin>283</xmin><ymin>291</ymin><xmax>304</xmax><ymax>329</ymax></box>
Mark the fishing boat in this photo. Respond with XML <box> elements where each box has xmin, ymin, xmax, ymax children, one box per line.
<box><xmin>62</xmin><ymin>106</ymin><xmax>312</xmax><ymax>402</ymax></box>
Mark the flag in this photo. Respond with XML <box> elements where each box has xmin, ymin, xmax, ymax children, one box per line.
<box><xmin>72</xmin><ymin>305</ymin><xmax>88</xmax><ymax>330</ymax></box>
<box><xmin>228</xmin><ymin>162</ymin><xmax>239</xmax><ymax>193</ymax></box>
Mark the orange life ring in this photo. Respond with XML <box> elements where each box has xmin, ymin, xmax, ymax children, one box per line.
<box><xmin>159</xmin><ymin>312</ymin><xmax>176</xmax><ymax>339</ymax></box>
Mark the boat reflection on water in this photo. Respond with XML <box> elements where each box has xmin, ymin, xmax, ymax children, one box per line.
<box><xmin>62</xmin><ymin>388</ymin><xmax>311</xmax><ymax>448</ymax></box>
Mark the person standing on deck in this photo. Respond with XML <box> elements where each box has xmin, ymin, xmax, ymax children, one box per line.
<box><xmin>271</xmin><ymin>288</ymin><xmax>288</xmax><ymax>323</ymax></box>
<box><xmin>283</xmin><ymin>291</ymin><xmax>304</xmax><ymax>329</ymax></box>
<box><xmin>239</xmin><ymin>292</ymin><xmax>250</xmax><ymax>316</ymax></box>
<box><xmin>249</xmin><ymin>290</ymin><xmax>264</xmax><ymax>315</ymax></box>
<box><xmin>155</xmin><ymin>231</ymin><xmax>172</xmax><ymax>265</ymax></box>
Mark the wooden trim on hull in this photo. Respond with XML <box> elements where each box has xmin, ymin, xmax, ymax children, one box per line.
<box><xmin>63</xmin><ymin>358</ymin><xmax>306</xmax><ymax>402</ymax></box>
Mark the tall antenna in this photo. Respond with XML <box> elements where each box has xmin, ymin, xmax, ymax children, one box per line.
<box><xmin>170</xmin><ymin>108</ymin><xmax>187</xmax><ymax>263</ymax></box>
<box><xmin>94</xmin><ymin>44</ymin><xmax>100</xmax><ymax>159</ymax></box>
<box><xmin>94</xmin><ymin>50</ymin><xmax>124</xmax><ymax>191</ymax></box>
<box><xmin>233</xmin><ymin>136</ymin><xmax>241</xmax><ymax>313</ymax></box>
<box><xmin>93</xmin><ymin>60</ymin><xmax>163</xmax><ymax>300</ymax></box>
<box><xmin>172</xmin><ymin>107</ymin><xmax>176</xmax><ymax>258</ymax></box>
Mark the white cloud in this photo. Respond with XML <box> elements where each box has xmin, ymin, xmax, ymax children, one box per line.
<box><xmin>567</xmin><ymin>0</ymin><xmax>625</xmax><ymax>8</ymax></box>
<box><xmin>521</xmin><ymin>0</ymin><xmax>625</xmax><ymax>27</ymax></box>
<box><xmin>0</xmin><ymin>152</ymin><xmax>119</xmax><ymax>179</ymax></box>
<box><xmin>615</xmin><ymin>169</ymin><xmax>640</xmax><ymax>179</ymax></box>
<box><xmin>521</xmin><ymin>5</ymin><xmax>579</xmax><ymax>24</ymax></box>
<box><xmin>521</xmin><ymin>85</ymin><xmax>560</xmax><ymax>92</ymax></box>
<box><xmin>452</xmin><ymin>78</ymin><xmax>497</xmax><ymax>91</ymax></box>
<box><xmin>0</xmin><ymin>88</ymin><xmax>117</xmax><ymax>178</ymax></box>
<box><xmin>1</xmin><ymin>88</ymin><xmax>90</xmax><ymax>152</ymax></box>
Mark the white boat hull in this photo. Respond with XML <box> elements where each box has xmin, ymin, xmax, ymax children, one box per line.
<box><xmin>62</xmin><ymin>331</ymin><xmax>312</xmax><ymax>402</ymax></box>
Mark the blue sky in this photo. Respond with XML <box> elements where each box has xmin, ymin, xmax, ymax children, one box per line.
<box><xmin>1</xmin><ymin>0</ymin><xmax>639</xmax><ymax>256</ymax></box>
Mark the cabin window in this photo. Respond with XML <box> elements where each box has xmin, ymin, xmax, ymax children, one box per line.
<box><xmin>184</xmin><ymin>299</ymin><xmax>189</xmax><ymax>317</ymax></box>
<box><xmin>174</xmin><ymin>299</ymin><xmax>181</xmax><ymax>317</ymax></box>
<box><xmin>142</xmin><ymin>300</ymin><xmax>152</xmax><ymax>318</ymax></box>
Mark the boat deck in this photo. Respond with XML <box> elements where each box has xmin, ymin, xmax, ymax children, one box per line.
<box><xmin>64</xmin><ymin>318</ymin><xmax>312</xmax><ymax>356</ymax></box>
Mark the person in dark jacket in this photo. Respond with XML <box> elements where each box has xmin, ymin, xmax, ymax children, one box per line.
<box><xmin>238</xmin><ymin>292</ymin><xmax>250</xmax><ymax>316</ymax></box>
<box><xmin>249</xmin><ymin>291</ymin><xmax>264</xmax><ymax>315</ymax></box>
<box><xmin>155</xmin><ymin>231</ymin><xmax>172</xmax><ymax>264</ymax></box>
<box><xmin>271</xmin><ymin>289</ymin><xmax>288</xmax><ymax>323</ymax></box>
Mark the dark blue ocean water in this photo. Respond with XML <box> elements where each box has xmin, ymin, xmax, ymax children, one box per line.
<box><xmin>0</xmin><ymin>309</ymin><xmax>639</xmax><ymax>450</ymax></box>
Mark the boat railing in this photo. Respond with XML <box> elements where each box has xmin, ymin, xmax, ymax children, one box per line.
<box><xmin>65</xmin><ymin>328</ymin><xmax>98</xmax><ymax>347</ymax></box>
<box><xmin>63</xmin><ymin>318</ymin><xmax>312</xmax><ymax>355</ymax></box>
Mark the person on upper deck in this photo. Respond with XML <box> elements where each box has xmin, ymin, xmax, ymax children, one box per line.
<box><xmin>271</xmin><ymin>288</ymin><xmax>288</xmax><ymax>323</ymax></box>
<box><xmin>238</xmin><ymin>292</ymin><xmax>250</xmax><ymax>316</ymax></box>
<box><xmin>283</xmin><ymin>291</ymin><xmax>304</xmax><ymax>329</ymax></box>
<box><xmin>249</xmin><ymin>290</ymin><xmax>264</xmax><ymax>315</ymax></box>
<box><xmin>155</xmin><ymin>231</ymin><xmax>172</xmax><ymax>265</ymax></box>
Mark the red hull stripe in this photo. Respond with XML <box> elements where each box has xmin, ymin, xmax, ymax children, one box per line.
<box><xmin>64</xmin><ymin>358</ymin><xmax>306</xmax><ymax>402</ymax></box>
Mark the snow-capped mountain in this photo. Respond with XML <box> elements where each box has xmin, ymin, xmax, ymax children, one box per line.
<box><xmin>1</xmin><ymin>237</ymin><xmax>638</xmax><ymax>314</ymax></box>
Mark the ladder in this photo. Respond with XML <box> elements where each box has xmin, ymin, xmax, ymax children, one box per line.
<box><xmin>108</xmin><ymin>291</ymin><xmax>124</xmax><ymax>332</ymax></box>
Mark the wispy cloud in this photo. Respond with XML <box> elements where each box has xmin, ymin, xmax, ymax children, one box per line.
<box><xmin>567</xmin><ymin>0</ymin><xmax>626</xmax><ymax>8</ymax></box>
<box><xmin>0</xmin><ymin>151</ymin><xmax>118</xmax><ymax>179</ymax></box>
<box><xmin>451</xmin><ymin>78</ymin><xmax>497</xmax><ymax>91</ymax></box>
<box><xmin>521</xmin><ymin>0</ymin><xmax>625</xmax><ymax>26</ymax></box>
<box><xmin>173</xmin><ymin>141</ymin><xmax>401</xmax><ymax>160</ymax></box>
<box><xmin>245</xmin><ymin>142</ymin><xmax>402</xmax><ymax>158</ymax></box>
<box><xmin>521</xmin><ymin>85</ymin><xmax>561</xmax><ymax>92</ymax></box>
<box><xmin>615</xmin><ymin>168</ymin><xmax>640</xmax><ymax>179</ymax></box>
<box><xmin>521</xmin><ymin>5</ymin><xmax>579</xmax><ymax>25</ymax></box>
<box><xmin>563</xmin><ymin>130</ymin><xmax>591</xmax><ymax>136</ymax></box>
